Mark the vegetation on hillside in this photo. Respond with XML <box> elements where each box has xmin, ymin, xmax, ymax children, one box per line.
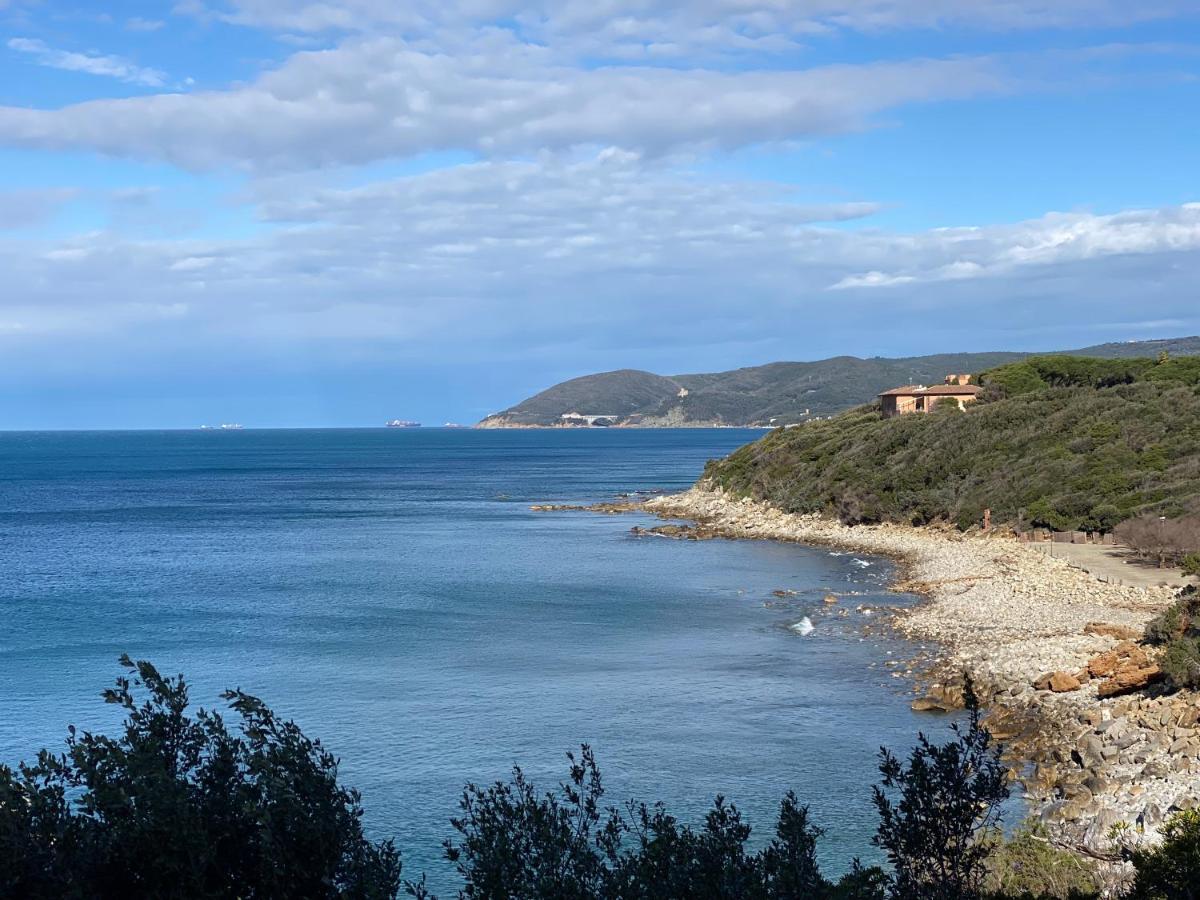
<box><xmin>703</xmin><ymin>355</ymin><xmax>1200</xmax><ymax>532</ymax></box>
<box><xmin>481</xmin><ymin>337</ymin><xmax>1200</xmax><ymax>428</ymax></box>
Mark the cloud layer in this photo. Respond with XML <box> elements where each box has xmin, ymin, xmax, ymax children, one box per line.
<box><xmin>0</xmin><ymin>38</ymin><xmax>1006</xmax><ymax>170</ymax></box>
<box><xmin>3</xmin><ymin>155</ymin><xmax>1196</xmax><ymax>366</ymax></box>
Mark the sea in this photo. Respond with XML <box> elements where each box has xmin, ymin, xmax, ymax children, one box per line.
<box><xmin>0</xmin><ymin>427</ymin><xmax>954</xmax><ymax>889</ymax></box>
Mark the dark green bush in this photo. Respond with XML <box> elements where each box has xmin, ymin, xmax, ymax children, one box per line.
<box><xmin>0</xmin><ymin>656</ymin><xmax>402</xmax><ymax>900</ymax></box>
<box><xmin>872</xmin><ymin>683</ymin><xmax>1010</xmax><ymax>900</ymax></box>
<box><xmin>1144</xmin><ymin>586</ymin><xmax>1200</xmax><ymax>644</ymax></box>
<box><xmin>1161</xmin><ymin>637</ymin><xmax>1200</xmax><ymax>691</ymax></box>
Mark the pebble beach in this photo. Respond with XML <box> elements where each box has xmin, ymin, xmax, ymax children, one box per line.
<box><xmin>642</xmin><ymin>487</ymin><xmax>1197</xmax><ymax>867</ymax></box>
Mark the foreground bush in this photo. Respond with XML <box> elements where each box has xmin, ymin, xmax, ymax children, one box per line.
<box><xmin>0</xmin><ymin>656</ymin><xmax>401</xmax><ymax>899</ymax></box>
<box><xmin>417</xmin><ymin>744</ymin><xmax>887</xmax><ymax>899</ymax></box>
<box><xmin>4</xmin><ymin>660</ymin><xmax>1200</xmax><ymax>899</ymax></box>
<box><xmin>413</xmin><ymin>683</ymin><xmax>1010</xmax><ymax>899</ymax></box>
<box><xmin>983</xmin><ymin>827</ymin><xmax>1101</xmax><ymax>899</ymax></box>
<box><xmin>1126</xmin><ymin>810</ymin><xmax>1200</xmax><ymax>900</ymax></box>
<box><xmin>872</xmin><ymin>683</ymin><xmax>1009</xmax><ymax>900</ymax></box>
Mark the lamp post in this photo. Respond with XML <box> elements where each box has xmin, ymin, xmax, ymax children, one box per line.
<box><xmin>1159</xmin><ymin>515</ymin><xmax>1167</xmax><ymax>568</ymax></box>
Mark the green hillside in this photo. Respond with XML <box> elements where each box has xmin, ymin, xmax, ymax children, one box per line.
<box><xmin>479</xmin><ymin>337</ymin><xmax>1200</xmax><ymax>427</ymax></box>
<box><xmin>702</xmin><ymin>355</ymin><xmax>1200</xmax><ymax>532</ymax></box>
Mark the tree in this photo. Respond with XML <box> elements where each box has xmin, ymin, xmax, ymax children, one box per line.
<box><xmin>872</xmin><ymin>681</ymin><xmax>1009</xmax><ymax>900</ymax></box>
<box><xmin>0</xmin><ymin>656</ymin><xmax>401</xmax><ymax>900</ymax></box>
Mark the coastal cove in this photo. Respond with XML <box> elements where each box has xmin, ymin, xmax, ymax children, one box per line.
<box><xmin>639</xmin><ymin>487</ymin><xmax>1193</xmax><ymax>867</ymax></box>
<box><xmin>0</xmin><ymin>428</ymin><xmax>952</xmax><ymax>893</ymax></box>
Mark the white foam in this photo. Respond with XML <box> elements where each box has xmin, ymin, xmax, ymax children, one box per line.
<box><xmin>790</xmin><ymin>617</ymin><xmax>814</xmax><ymax>636</ymax></box>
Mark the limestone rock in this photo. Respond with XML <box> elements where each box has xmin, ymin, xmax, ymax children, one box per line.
<box><xmin>1034</xmin><ymin>671</ymin><xmax>1082</xmax><ymax>693</ymax></box>
<box><xmin>1097</xmin><ymin>665</ymin><xmax>1164</xmax><ymax>699</ymax></box>
<box><xmin>1087</xmin><ymin>641</ymin><xmax>1149</xmax><ymax>679</ymax></box>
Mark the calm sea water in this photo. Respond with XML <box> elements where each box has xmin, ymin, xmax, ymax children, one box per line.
<box><xmin>0</xmin><ymin>428</ymin><xmax>949</xmax><ymax>888</ymax></box>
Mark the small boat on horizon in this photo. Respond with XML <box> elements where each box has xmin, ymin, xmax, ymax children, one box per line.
<box><xmin>386</xmin><ymin>419</ymin><xmax>421</xmax><ymax>428</ymax></box>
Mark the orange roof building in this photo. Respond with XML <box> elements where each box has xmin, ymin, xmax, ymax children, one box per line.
<box><xmin>879</xmin><ymin>377</ymin><xmax>981</xmax><ymax>418</ymax></box>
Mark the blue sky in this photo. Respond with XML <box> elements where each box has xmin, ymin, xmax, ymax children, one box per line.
<box><xmin>0</xmin><ymin>1</ymin><xmax>1198</xmax><ymax>428</ymax></box>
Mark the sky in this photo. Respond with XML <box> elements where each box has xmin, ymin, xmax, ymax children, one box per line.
<box><xmin>0</xmin><ymin>1</ymin><xmax>1198</xmax><ymax>428</ymax></box>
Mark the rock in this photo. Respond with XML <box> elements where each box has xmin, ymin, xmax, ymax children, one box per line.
<box><xmin>1076</xmin><ymin>734</ymin><xmax>1104</xmax><ymax>768</ymax></box>
<box><xmin>1034</xmin><ymin>671</ymin><xmax>1081</xmax><ymax>693</ymax></box>
<box><xmin>823</xmin><ymin>593</ymin><xmax>839</xmax><ymax>604</ymax></box>
<box><xmin>1141</xmin><ymin>760</ymin><xmax>1170</xmax><ymax>779</ymax></box>
<box><xmin>1084</xmin><ymin>622</ymin><xmax>1142</xmax><ymax>641</ymax></box>
<box><xmin>1097</xmin><ymin>665</ymin><xmax>1164</xmax><ymax>699</ymax></box>
<box><xmin>911</xmin><ymin>697</ymin><xmax>950</xmax><ymax>712</ymax></box>
<box><xmin>1087</xmin><ymin>641</ymin><xmax>1149</xmax><ymax>679</ymax></box>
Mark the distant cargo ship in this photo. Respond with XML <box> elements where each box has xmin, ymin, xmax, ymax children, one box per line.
<box><xmin>385</xmin><ymin>420</ymin><xmax>421</xmax><ymax>428</ymax></box>
<box><xmin>199</xmin><ymin>423</ymin><xmax>244</xmax><ymax>430</ymax></box>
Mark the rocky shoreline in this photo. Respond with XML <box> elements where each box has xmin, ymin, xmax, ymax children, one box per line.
<box><xmin>633</xmin><ymin>488</ymin><xmax>1197</xmax><ymax>867</ymax></box>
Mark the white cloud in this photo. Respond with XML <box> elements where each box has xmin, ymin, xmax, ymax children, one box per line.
<box><xmin>190</xmin><ymin>0</ymin><xmax>1195</xmax><ymax>42</ymax></box>
<box><xmin>125</xmin><ymin>17</ymin><xmax>166</xmax><ymax>32</ymax></box>
<box><xmin>832</xmin><ymin>205</ymin><xmax>1200</xmax><ymax>289</ymax></box>
<box><xmin>0</xmin><ymin>39</ymin><xmax>1006</xmax><ymax>169</ymax></box>
<box><xmin>7</xmin><ymin>37</ymin><xmax>167</xmax><ymax>87</ymax></box>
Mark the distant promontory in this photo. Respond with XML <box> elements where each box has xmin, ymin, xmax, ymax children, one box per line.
<box><xmin>477</xmin><ymin>337</ymin><xmax>1200</xmax><ymax>428</ymax></box>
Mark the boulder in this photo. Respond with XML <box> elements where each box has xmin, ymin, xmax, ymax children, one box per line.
<box><xmin>1097</xmin><ymin>665</ymin><xmax>1164</xmax><ymax>699</ymax></box>
<box><xmin>911</xmin><ymin>697</ymin><xmax>950</xmax><ymax>713</ymax></box>
<box><xmin>1034</xmin><ymin>671</ymin><xmax>1082</xmax><ymax>693</ymax></box>
<box><xmin>1087</xmin><ymin>641</ymin><xmax>1149</xmax><ymax>679</ymax></box>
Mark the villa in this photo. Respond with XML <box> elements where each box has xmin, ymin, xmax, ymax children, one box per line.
<box><xmin>878</xmin><ymin>376</ymin><xmax>982</xmax><ymax>418</ymax></box>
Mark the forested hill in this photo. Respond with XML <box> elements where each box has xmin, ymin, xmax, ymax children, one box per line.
<box><xmin>477</xmin><ymin>337</ymin><xmax>1200</xmax><ymax>428</ymax></box>
<box><xmin>701</xmin><ymin>355</ymin><xmax>1200</xmax><ymax>533</ymax></box>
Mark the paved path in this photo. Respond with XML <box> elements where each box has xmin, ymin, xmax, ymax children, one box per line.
<box><xmin>1028</xmin><ymin>541</ymin><xmax>1192</xmax><ymax>590</ymax></box>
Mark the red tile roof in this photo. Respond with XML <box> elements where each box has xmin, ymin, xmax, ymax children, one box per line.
<box><xmin>878</xmin><ymin>384</ymin><xmax>982</xmax><ymax>397</ymax></box>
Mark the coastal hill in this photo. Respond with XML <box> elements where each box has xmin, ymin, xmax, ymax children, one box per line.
<box><xmin>477</xmin><ymin>337</ymin><xmax>1200</xmax><ymax>428</ymax></box>
<box><xmin>701</xmin><ymin>354</ymin><xmax>1200</xmax><ymax>532</ymax></box>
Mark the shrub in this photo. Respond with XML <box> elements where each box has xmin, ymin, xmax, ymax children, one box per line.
<box><xmin>1126</xmin><ymin>809</ymin><xmax>1200</xmax><ymax>900</ymax></box>
<box><xmin>436</xmin><ymin>744</ymin><xmax>888</xmax><ymax>899</ymax></box>
<box><xmin>872</xmin><ymin>681</ymin><xmax>1010</xmax><ymax>900</ymax></box>
<box><xmin>982</xmin><ymin>827</ymin><xmax>1100</xmax><ymax>898</ymax></box>
<box><xmin>0</xmin><ymin>656</ymin><xmax>402</xmax><ymax>899</ymax></box>
<box><xmin>1143</xmin><ymin>586</ymin><xmax>1200</xmax><ymax>645</ymax></box>
<box><xmin>1160</xmin><ymin>637</ymin><xmax>1200</xmax><ymax>691</ymax></box>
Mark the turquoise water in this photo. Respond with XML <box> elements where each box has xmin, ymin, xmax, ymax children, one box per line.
<box><xmin>0</xmin><ymin>428</ymin><xmax>946</xmax><ymax>889</ymax></box>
